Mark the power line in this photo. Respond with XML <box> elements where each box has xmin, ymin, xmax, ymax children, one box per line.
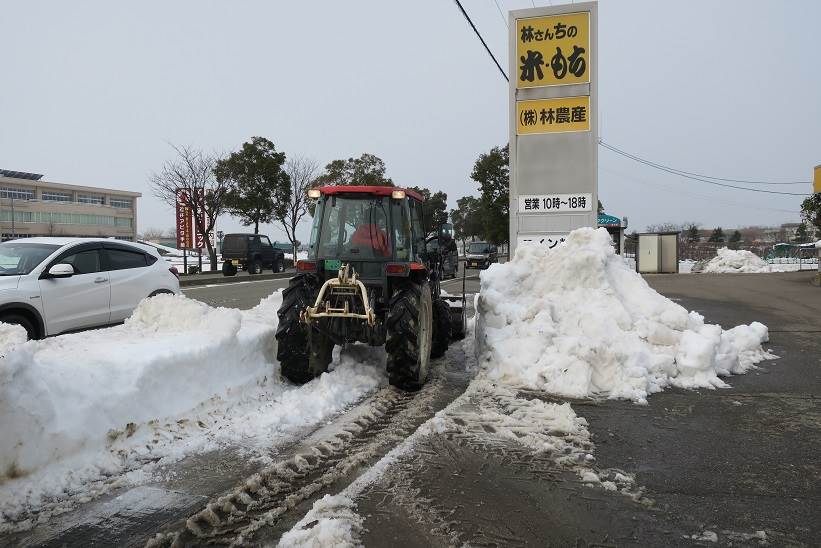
<box><xmin>602</xmin><ymin>166</ymin><xmax>801</xmax><ymax>215</ymax></box>
<box><xmin>491</xmin><ymin>0</ymin><xmax>508</xmax><ymax>28</ymax></box>
<box><xmin>599</xmin><ymin>140</ymin><xmax>811</xmax><ymax>196</ymax></box>
<box><xmin>452</xmin><ymin>0</ymin><xmax>509</xmax><ymax>82</ymax></box>
<box><xmin>600</xmin><ymin>140</ymin><xmax>810</xmax><ymax>186</ymax></box>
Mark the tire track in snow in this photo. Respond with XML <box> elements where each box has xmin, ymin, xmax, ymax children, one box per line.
<box><xmin>145</xmin><ymin>361</ymin><xmax>468</xmax><ymax>548</ymax></box>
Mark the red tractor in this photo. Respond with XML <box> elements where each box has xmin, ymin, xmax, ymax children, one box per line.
<box><xmin>275</xmin><ymin>186</ymin><xmax>466</xmax><ymax>390</ymax></box>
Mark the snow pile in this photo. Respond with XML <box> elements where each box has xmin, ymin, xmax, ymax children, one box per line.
<box><xmin>476</xmin><ymin>228</ymin><xmax>775</xmax><ymax>403</ymax></box>
<box><xmin>702</xmin><ymin>247</ymin><xmax>770</xmax><ymax>273</ymax></box>
<box><xmin>0</xmin><ymin>293</ymin><xmax>386</xmax><ymax>530</ymax></box>
<box><xmin>0</xmin><ymin>322</ymin><xmax>27</xmax><ymax>352</ymax></box>
<box><xmin>0</xmin><ymin>294</ymin><xmax>272</xmax><ymax>482</ymax></box>
<box><xmin>278</xmin><ymin>494</ymin><xmax>363</xmax><ymax>548</ymax></box>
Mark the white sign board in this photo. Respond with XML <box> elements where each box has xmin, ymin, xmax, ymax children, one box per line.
<box><xmin>518</xmin><ymin>193</ymin><xmax>592</xmax><ymax>213</ymax></box>
<box><xmin>509</xmin><ymin>2</ymin><xmax>598</xmax><ymax>254</ymax></box>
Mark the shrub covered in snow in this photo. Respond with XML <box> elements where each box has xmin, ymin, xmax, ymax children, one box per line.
<box><xmin>475</xmin><ymin>228</ymin><xmax>775</xmax><ymax>403</ymax></box>
<box><xmin>702</xmin><ymin>247</ymin><xmax>770</xmax><ymax>273</ymax></box>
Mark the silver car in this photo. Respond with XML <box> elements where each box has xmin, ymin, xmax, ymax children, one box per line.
<box><xmin>0</xmin><ymin>237</ymin><xmax>180</xmax><ymax>339</ymax></box>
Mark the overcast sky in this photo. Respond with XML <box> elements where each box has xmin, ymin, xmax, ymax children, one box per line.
<box><xmin>2</xmin><ymin>0</ymin><xmax>819</xmax><ymax>241</ymax></box>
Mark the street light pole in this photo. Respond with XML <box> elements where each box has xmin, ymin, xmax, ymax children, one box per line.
<box><xmin>10</xmin><ymin>194</ymin><xmax>15</xmax><ymax>241</ymax></box>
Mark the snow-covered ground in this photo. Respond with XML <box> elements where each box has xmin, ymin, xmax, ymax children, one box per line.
<box><xmin>285</xmin><ymin>251</ymin><xmax>309</xmax><ymax>262</ymax></box>
<box><xmin>0</xmin><ymin>293</ymin><xmax>386</xmax><ymax>532</ymax></box>
<box><xmin>475</xmin><ymin>229</ymin><xmax>775</xmax><ymax>403</ymax></box>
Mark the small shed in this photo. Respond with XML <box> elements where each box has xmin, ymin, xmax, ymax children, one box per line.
<box><xmin>637</xmin><ymin>232</ymin><xmax>679</xmax><ymax>274</ymax></box>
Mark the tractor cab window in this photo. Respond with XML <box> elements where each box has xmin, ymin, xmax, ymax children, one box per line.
<box><xmin>317</xmin><ymin>196</ymin><xmax>391</xmax><ymax>260</ymax></box>
<box><xmin>307</xmin><ymin>199</ymin><xmax>324</xmax><ymax>259</ymax></box>
<box><xmin>409</xmin><ymin>200</ymin><xmax>424</xmax><ymax>262</ymax></box>
<box><xmin>392</xmin><ymin>200</ymin><xmax>412</xmax><ymax>261</ymax></box>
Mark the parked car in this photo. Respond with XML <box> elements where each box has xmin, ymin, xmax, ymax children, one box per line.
<box><xmin>465</xmin><ymin>241</ymin><xmax>498</xmax><ymax>270</ymax></box>
<box><xmin>0</xmin><ymin>238</ymin><xmax>180</xmax><ymax>340</ymax></box>
<box><xmin>221</xmin><ymin>233</ymin><xmax>285</xmax><ymax>276</ymax></box>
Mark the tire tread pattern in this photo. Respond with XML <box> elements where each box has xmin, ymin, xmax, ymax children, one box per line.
<box><xmin>275</xmin><ymin>274</ymin><xmax>317</xmax><ymax>384</ymax></box>
<box><xmin>385</xmin><ymin>283</ymin><xmax>423</xmax><ymax>390</ymax></box>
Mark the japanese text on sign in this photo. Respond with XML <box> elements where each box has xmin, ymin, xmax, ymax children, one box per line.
<box><xmin>519</xmin><ymin>193</ymin><xmax>593</xmax><ymax>213</ymax></box>
<box><xmin>516</xmin><ymin>96</ymin><xmax>590</xmax><ymax>135</ymax></box>
<box><xmin>176</xmin><ymin>197</ymin><xmax>193</xmax><ymax>249</ymax></box>
<box><xmin>517</xmin><ymin>11</ymin><xmax>590</xmax><ymax>88</ymax></box>
<box><xmin>517</xmin><ymin>234</ymin><xmax>567</xmax><ymax>249</ymax></box>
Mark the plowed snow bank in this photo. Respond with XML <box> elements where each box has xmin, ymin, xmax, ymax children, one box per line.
<box><xmin>702</xmin><ymin>247</ymin><xmax>770</xmax><ymax>273</ymax></box>
<box><xmin>476</xmin><ymin>228</ymin><xmax>775</xmax><ymax>403</ymax></box>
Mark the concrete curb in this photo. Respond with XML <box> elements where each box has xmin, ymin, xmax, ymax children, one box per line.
<box><xmin>179</xmin><ymin>271</ymin><xmax>293</xmax><ymax>288</ymax></box>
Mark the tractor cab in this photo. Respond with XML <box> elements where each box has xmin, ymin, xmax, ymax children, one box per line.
<box><xmin>275</xmin><ymin>186</ymin><xmax>466</xmax><ymax>391</ymax></box>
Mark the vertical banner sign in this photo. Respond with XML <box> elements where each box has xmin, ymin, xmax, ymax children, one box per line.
<box><xmin>193</xmin><ymin>188</ymin><xmax>206</xmax><ymax>249</ymax></box>
<box><xmin>814</xmin><ymin>165</ymin><xmax>821</xmax><ymax>194</ymax></box>
<box><xmin>509</xmin><ymin>2</ymin><xmax>598</xmax><ymax>253</ymax></box>
<box><xmin>175</xmin><ymin>191</ymin><xmax>193</xmax><ymax>249</ymax></box>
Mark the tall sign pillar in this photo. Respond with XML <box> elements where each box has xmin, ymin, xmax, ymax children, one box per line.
<box><xmin>509</xmin><ymin>2</ymin><xmax>598</xmax><ymax>254</ymax></box>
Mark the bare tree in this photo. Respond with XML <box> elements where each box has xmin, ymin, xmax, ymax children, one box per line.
<box><xmin>140</xmin><ymin>227</ymin><xmax>166</xmax><ymax>241</ymax></box>
<box><xmin>279</xmin><ymin>155</ymin><xmax>319</xmax><ymax>260</ymax></box>
<box><xmin>150</xmin><ymin>144</ymin><xmax>229</xmax><ymax>270</ymax></box>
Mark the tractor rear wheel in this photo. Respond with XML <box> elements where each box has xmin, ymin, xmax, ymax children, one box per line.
<box><xmin>276</xmin><ymin>274</ymin><xmax>319</xmax><ymax>384</ymax></box>
<box><xmin>430</xmin><ymin>298</ymin><xmax>451</xmax><ymax>359</ymax></box>
<box><xmin>386</xmin><ymin>281</ymin><xmax>432</xmax><ymax>391</ymax></box>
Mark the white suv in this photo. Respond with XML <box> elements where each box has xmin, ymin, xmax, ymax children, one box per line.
<box><xmin>0</xmin><ymin>238</ymin><xmax>180</xmax><ymax>339</ymax></box>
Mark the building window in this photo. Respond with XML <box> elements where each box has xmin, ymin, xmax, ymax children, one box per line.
<box><xmin>0</xmin><ymin>186</ymin><xmax>35</xmax><ymax>200</ymax></box>
<box><xmin>110</xmin><ymin>198</ymin><xmax>132</xmax><ymax>209</ymax></box>
<box><xmin>33</xmin><ymin>212</ymin><xmax>131</xmax><ymax>227</ymax></box>
<box><xmin>42</xmin><ymin>191</ymin><xmax>73</xmax><ymax>202</ymax></box>
<box><xmin>0</xmin><ymin>210</ymin><xmax>35</xmax><ymax>223</ymax></box>
<box><xmin>78</xmin><ymin>194</ymin><xmax>104</xmax><ymax>205</ymax></box>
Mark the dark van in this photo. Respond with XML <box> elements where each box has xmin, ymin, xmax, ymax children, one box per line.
<box><xmin>222</xmin><ymin>233</ymin><xmax>285</xmax><ymax>276</ymax></box>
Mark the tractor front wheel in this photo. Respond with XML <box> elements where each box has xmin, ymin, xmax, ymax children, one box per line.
<box><xmin>276</xmin><ymin>274</ymin><xmax>319</xmax><ymax>384</ymax></box>
<box><xmin>386</xmin><ymin>282</ymin><xmax>432</xmax><ymax>391</ymax></box>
